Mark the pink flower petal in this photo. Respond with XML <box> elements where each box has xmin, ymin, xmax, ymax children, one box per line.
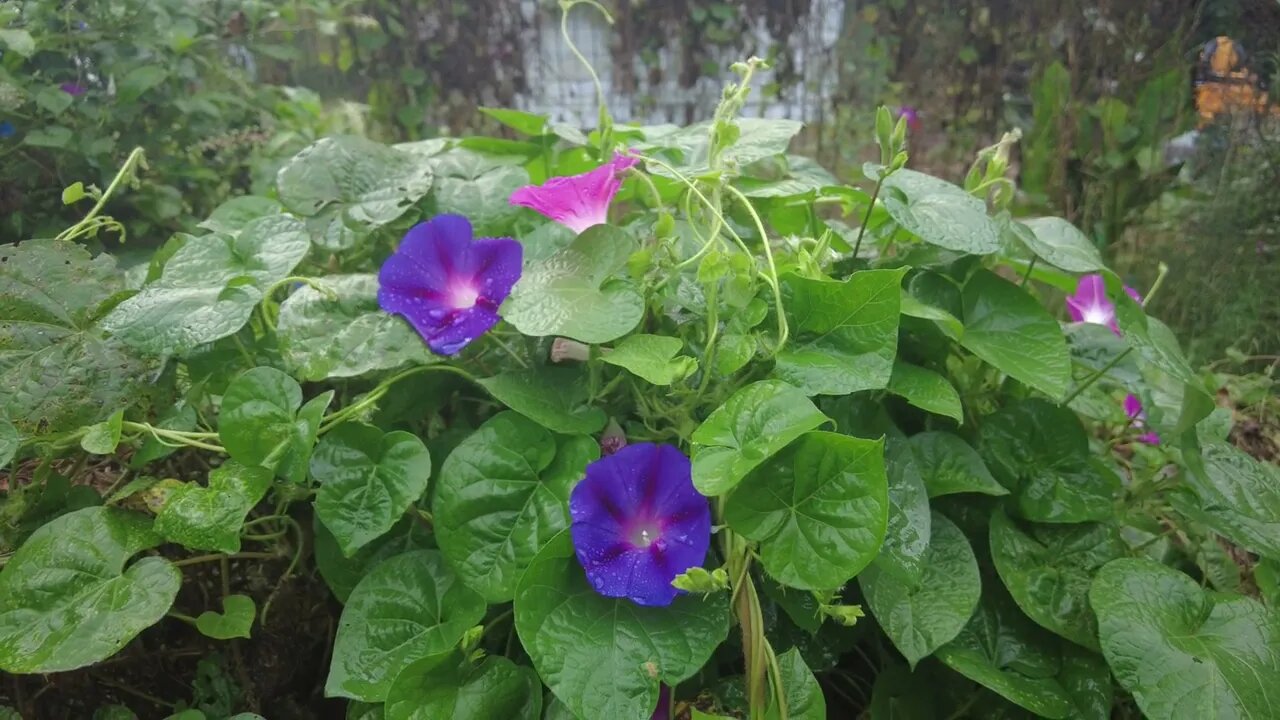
<box><xmin>509</xmin><ymin>154</ymin><xmax>638</xmax><ymax>234</ymax></box>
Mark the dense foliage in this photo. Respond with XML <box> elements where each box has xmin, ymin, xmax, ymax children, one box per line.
<box><xmin>2</xmin><ymin>0</ymin><xmax>1280</xmax><ymax>716</ymax></box>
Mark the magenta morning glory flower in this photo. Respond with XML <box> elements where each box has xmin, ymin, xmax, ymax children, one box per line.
<box><xmin>1124</xmin><ymin>394</ymin><xmax>1160</xmax><ymax>445</ymax></box>
<box><xmin>896</xmin><ymin>105</ymin><xmax>922</xmax><ymax>131</ymax></box>
<box><xmin>377</xmin><ymin>214</ymin><xmax>522</xmax><ymax>356</ymax></box>
<box><xmin>569</xmin><ymin>443</ymin><xmax>711</xmax><ymax>607</ymax></box>
<box><xmin>1066</xmin><ymin>274</ymin><xmax>1142</xmax><ymax>335</ymax></box>
<box><xmin>60</xmin><ymin>82</ymin><xmax>86</xmax><ymax>96</ymax></box>
<box><xmin>509</xmin><ymin>153</ymin><xmax>638</xmax><ymax>234</ymax></box>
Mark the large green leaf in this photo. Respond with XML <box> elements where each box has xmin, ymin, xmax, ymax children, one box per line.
<box><xmin>105</xmin><ymin>218</ymin><xmax>308</xmax><ymax>355</ymax></box>
<box><xmin>277</xmin><ymin>275</ymin><xmax>435</xmax><ymax>381</ymax></box>
<box><xmin>326</xmin><ymin>550</ymin><xmax>485</xmax><ymax>701</ymax></box>
<box><xmin>1090</xmin><ymin>558</ymin><xmax>1280</xmax><ymax>720</ymax></box>
<box><xmin>600</xmin><ymin>334</ymin><xmax>697</xmax><ymax>385</ymax></box>
<box><xmin>0</xmin><ymin>507</ymin><xmax>180</xmax><ymax>673</ymax></box>
<box><xmin>385</xmin><ymin>654</ymin><xmax>541</xmax><ymax>720</ymax></box>
<box><xmin>425</xmin><ymin>149</ymin><xmax>528</xmax><ymax>235</ymax></box>
<box><xmin>513</xmin><ymin>538</ymin><xmax>729</xmax><ymax>720</ymax></box>
<box><xmin>909</xmin><ymin>432</ymin><xmax>1007</xmax><ymax>498</ymax></box>
<box><xmin>312</xmin><ymin>424</ymin><xmax>432</xmax><ymax>557</ymax></box>
<box><xmin>219</xmin><ymin>367</ymin><xmax>332</xmax><ymax>484</ymax></box>
<box><xmin>1008</xmin><ymin>217</ymin><xmax>1105</xmax><ymax>272</ymax></box>
<box><xmin>0</xmin><ymin>240</ymin><xmax>152</xmax><ymax>436</ymax></box>
<box><xmin>690</xmin><ymin>380</ymin><xmax>828</xmax><ymax>496</ymax></box>
<box><xmin>314</xmin><ymin>515</ymin><xmax>434</xmax><ymax>603</ymax></box>
<box><xmin>936</xmin><ymin>591</ymin><xmax>1074</xmax><ymax>719</ymax></box>
<box><xmin>774</xmin><ymin>269</ymin><xmax>905</xmax><ymax>396</ymax></box>
<box><xmin>725</xmin><ymin>431</ymin><xmax>888</xmax><ymax>590</ymax></box>
<box><xmin>989</xmin><ymin>509</ymin><xmax>1125</xmax><ymax>650</ymax></box>
<box><xmin>154</xmin><ymin>461</ymin><xmax>273</xmax><ymax>554</ymax></box>
<box><xmin>276</xmin><ymin>135</ymin><xmax>433</xmax><ymax>248</ymax></box>
<box><xmin>502</xmin><ymin>225</ymin><xmax>643</xmax><ymax>344</ymax></box>
<box><xmin>960</xmin><ymin>270</ymin><xmax>1070</xmax><ymax>401</ymax></box>
<box><xmin>872</xmin><ymin>441</ymin><xmax>932</xmax><ymax>583</ymax></box>
<box><xmin>879</xmin><ymin>168</ymin><xmax>1002</xmax><ymax>254</ymax></box>
<box><xmin>476</xmin><ymin>367</ymin><xmax>606</xmax><ymax>435</ymax></box>
<box><xmin>979</xmin><ymin>399</ymin><xmax>1120</xmax><ymax>523</ymax></box>
<box><xmin>103</xmin><ymin>215</ymin><xmax>310</xmax><ymax>355</ymax></box>
<box><xmin>1113</xmin><ymin>292</ymin><xmax>1214</xmax><ymax>435</ymax></box>
<box><xmin>435</xmin><ymin>412</ymin><xmax>598</xmax><ymax>602</ymax></box>
<box><xmin>1173</xmin><ymin>441</ymin><xmax>1280</xmax><ymax>560</ymax></box>
<box><xmin>859</xmin><ymin>513</ymin><xmax>981</xmax><ymax>667</ymax></box>
<box><xmin>768</xmin><ymin>649</ymin><xmax>826</xmax><ymax>720</ymax></box>
<box><xmin>886</xmin><ymin>362</ymin><xmax>963</xmax><ymax>422</ymax></box>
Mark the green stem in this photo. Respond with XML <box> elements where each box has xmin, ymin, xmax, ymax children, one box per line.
<box><xmin>56</xmin><ymin>147</ymin><xmax>145</xmax><ymax>243</ymax></box>
<box><xmin>1063</xmin><ymin>347</ymin><xmax>1133</xmax><ymax>406</ymax></box>
<box><xmin>318</xmin><ymin>364</ymin><xmax>477</xmax><ymax>434</ymax></box>
<box><xmin>1143</xmin><ymin>261</ymin><xmax>1170</xmax><ymax>307</ymax></box>
<box><xmin>852</xmin><ymin>174</ymin><xmax>884</xmax><ymax>260</ymax></box>
<box><xmin>123</xmin><ymin>421</ymin><xmax>226</xmax><ymax>453</ymax></box>
<box><xmin>167</xmin><ymin>612</ymin><xmax>198</xmax><ymax>626</ymax></box>
<box><xmin>173</xmin><ymin>552</ymin><xmax>277</xmax><ymax>567</ymax></box>
<box><xmin>559</xmin><ymin>0</ymin><xmax>613</xmax><ymax>151</ymax></box>
<box><xmin>1020</xmin><ymin>256</ymin><xmax>1038</xmax><ymax>288</ymax></box>
<box><xmin>726</xmin><ymin>185</ymin><xmax>789</xmax><ymax>354</ymax></box>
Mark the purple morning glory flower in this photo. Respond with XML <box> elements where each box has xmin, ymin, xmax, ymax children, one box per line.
<box><xmin>650</xmin><ymin>684</ymin><xmax>671</xmax><ymax>720</ymax></box>
<box><xmin>896</xmin><ymin>105</ymin><xmax>922</xmax><ymax>131</ymax></box>
<box><xmin>60</xmin><ymin>82</ymin><xmax>86</xmax><ymax>96</ymax></box>
<box><xmin>1066</xmin><ymin>274</ymin><xmax>1142</xmax><ymax>335</ymax></box>
<box><xmin>569</xmin><ymin>443</ymin><xmax>711</xmax><ymax>607</ymax></box>
<box><xmin>509</xmin><ymin>153</ymin><xmax>638</xmax><ymax>234</ymax></box>
<box><xmin>377</xmin><ymin>214</ymin><xmax>522</xmax><ymax>356</ymax></box>
<box><xmin>1124</xmin><ymin>394</ymin><xmax>1160</xmax><ymax>445</ymax></box>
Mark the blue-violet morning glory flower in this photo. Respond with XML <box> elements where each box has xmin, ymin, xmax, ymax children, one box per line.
<box><xmin>509</xmin><ymin>153</ymin><xmax>638</xmax><ymax>234</ymax></box>
<box><xmin>569</xmin><ymin>442</ymin><xmax>711</xmax><ymax>607</ymax></box>
<box><xmin>0</xmin><ymin>121</ymin><xmax>14</xmax><ymax>139</ymax></box>
<box><xmin>377</xmin><ymin>214</ymin><xmax>522</xmax><ymax>356</ymax></box>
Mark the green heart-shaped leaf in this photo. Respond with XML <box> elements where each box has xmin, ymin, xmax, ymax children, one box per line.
<box><xmin>725</xmin><ymin>431</ymin><xmax>888</xmax><ymax>590</ymax></box>
<box><xmin>312</xmin><ymin>424</ymin><xmax>432</xmax><ymax>557</ymax></box>
<box><xmin>0</xmin><ymin>507</ymin><xmax>180</xmax><ymax>673</ymax></box>
<box><xmin>436</xmin><ymin>412</ymin><xmax>598</xmax><ymax>602</ymax></box>
<box><xmin>502</xmin><ymin>225</ymin><xmax>644</xmax><ymax>344</ymax></box>
<box><xmin>155</xmin><ymin>460</ymin><xmax>273</xmax><ymax>554</ymax></box>
<box><xmin>690</xmin><ymin>380</ymin><xmax>828</xmax><ymax>496</ymax></box>
<box><xmin>1090</xmin><ymin>558</ymin><xmax>1280</xmax><ymax>720</ymax></box>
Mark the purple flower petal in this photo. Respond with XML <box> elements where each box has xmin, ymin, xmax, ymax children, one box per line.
<box><xmin>509</xmin><ymin>154</ymin><xmax>639</xmax><ymax>234</ymax></box>
<box><xmin>651</xmin><ymin>684</ymin><xmax>671</xmax><ymax>720</ymax></box>
<box><xmin>1123</xmin><ymin>394</ymin><xmax>1161</xmax><ymax>445</ymax></box>
<box><xmin>569</xmin><ymin>443</ymin><xmax>711</xmax><ymax>607</ymax></box>
<box><xmin>377</xmin><ymin>214</ymin><xmax>522</xmax><ymax>356</ymax></box>
<box><xmin>1123</xmin><ymin>394</ymin><xmax>1144</xmax><ymax>419</ymax></box>
<box><xmin>60</xmin><ymin>82</ymin><xmax>86</xmax><ymax>96</ymax></box>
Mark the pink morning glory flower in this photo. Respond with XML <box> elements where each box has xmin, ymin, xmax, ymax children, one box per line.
<box><xmin>1124</xmin><ymin>394</ymin><xmax>1160</xmax><ymax>445</ymax></box>
<box><xmin>60</xmin><ymin>82</ymin><xmax>86</xmax><ymax>96</ymax></box>
<box><xmin>1066</xmin><ymin>274</ymin><xmax>1142</xmax><ymax>335</ymax></box>
<box><xmin>509</xmin><ymin>153</ymin><xmax>638</xmax><ymax>234</ymax></box>
<box><xmin>569</xmin><ymin>443</ymin><xmax>711</xmax><ymax>607</ymax></box>
<box><xmin>377</xmin><ymin>214</ymin><xmax>522</xmax><ymax>356</ymax></box>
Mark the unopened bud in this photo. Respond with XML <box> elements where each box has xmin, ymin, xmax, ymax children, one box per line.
<box><xmin>670</xmin><ymin>566</ymin><xmax>730</xmax><ymax>594</ymax></box>
<box><xmin>550</xmin><ymin>337</ymin><xmax>590</xmax><ymax>363</ymax></box>
<box><xmin>820</xmin><ymin>603</ymin><xmax>865</xmax><ymax>627</ymax></box>
<box><xmin>601</xmin><ymin>418</ymin><xmax>627</xmax><ymax>455</ymax></box>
